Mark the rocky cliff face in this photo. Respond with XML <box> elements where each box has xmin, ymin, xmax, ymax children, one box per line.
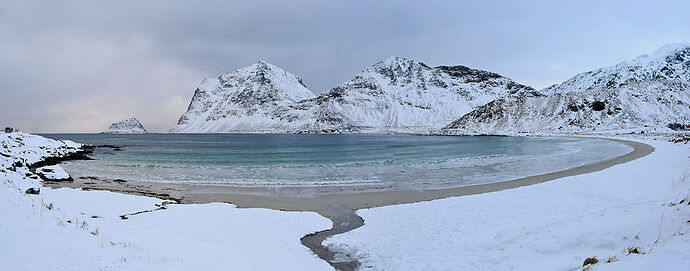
<box><xmin>443</xmin><ymin>43</ymin><xmax>690</xmax><ymax>135</ymax></box>
<box><xmin>171</xmin><ymin>57</ymin><xmax>533</xmax><ymax>133</ymax></box>
<box><xmin>103</xmin><ymin>117</ymin><xmax>147</xmax><ymax>134</ymax></box>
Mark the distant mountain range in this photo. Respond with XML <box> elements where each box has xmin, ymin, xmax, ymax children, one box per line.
<box><xmin>170</xmin><ymin>57</ymin><xmax>533</xmax><ymax>133</ymax></box>
<box><xmin>169</xmin><ymin>43</ymin><xmax>690</xmax><ymax>134</ymax></box>
<box><xmin>443</xmin><ymin>43</ymin><xmax>690</xmax><ymax>135</ymax></box>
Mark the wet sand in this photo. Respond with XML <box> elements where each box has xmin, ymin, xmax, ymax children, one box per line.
<box><xmin>45</xmin><ymin>137</ymin><xmax>654</xmax><ymax>270</ymax></box>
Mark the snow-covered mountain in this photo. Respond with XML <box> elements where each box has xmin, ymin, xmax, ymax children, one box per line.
<box><xmin>171</xmin><ymin>57</ymin><xmax>533</xmax><ymax>133</ymax></box>
<box><xmin>443</xmin><ymin>43</ymin><xmax>690</xmax><ymax>135</ymax></box>
<box><xmin>103</xmin><ymin>117</ymin><xmax>147</xmax><ymax>134</ymax></box>
<box><xmin>170</xmin><ymin>61</ymin><xmax>316</xmax><ymax>133</ymax></box>
<box><xmin>294</xmin><ymin>57</ymin><xmax>535</xmax><ymax>133</ymax></box>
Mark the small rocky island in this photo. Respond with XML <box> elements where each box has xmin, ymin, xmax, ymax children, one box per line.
<box><xmin>103</xmin><ymin>117</ymin><xmax>148</xmax><ymax>134</ymax></box>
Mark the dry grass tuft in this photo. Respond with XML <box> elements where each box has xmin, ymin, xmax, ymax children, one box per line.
<box><xmin>627</xmin><ymin>246</ymin><xmax>643</xmax><ymax>255</ymax></box>
<box><xmin>605</xmin><ymin>255</ymin><xmax>618</xmax><ymax>263</ymax></box>
<box><xmin>582</xmin><ymin>257</ymin><xmax>599</xmax><ymax>267</ymax></box>
<box><xmin>678</xmin><ymin>171</ymin><xmax>689</xmax><ymax>184</ymax></box>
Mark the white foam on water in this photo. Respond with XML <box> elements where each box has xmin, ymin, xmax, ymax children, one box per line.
<box><xmin>58</xmin><ymin>136</ymin><xmax>632</xmax><ymax>191</ymax></box>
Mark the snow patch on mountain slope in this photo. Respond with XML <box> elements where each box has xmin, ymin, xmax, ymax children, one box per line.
<box><xmin>103</xmin><ymin>117</ymin><xmax>148</xmax><ymax>134</ymax></box>
<box><xmin>443</xmin><ymin>43</ymin><xmax>690</xmax><ymax>135</ymax></box>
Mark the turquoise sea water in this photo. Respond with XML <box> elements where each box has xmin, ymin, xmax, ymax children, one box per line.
<box><xmin>42</xmin><ymin>134</ymin><xmax>632</xmax><ymax>190</ymax></box>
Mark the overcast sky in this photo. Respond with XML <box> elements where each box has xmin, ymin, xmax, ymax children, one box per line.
<box><xmin>1</xmin><ymin>0</ymin><xmax>689</xmax><ymax>133</ymax></box>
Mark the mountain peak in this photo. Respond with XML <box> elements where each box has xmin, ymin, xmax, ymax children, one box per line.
<box><xmin>629</xmin><ymin>42</ymin><xmax>690</xmax><ymax>65</ymax></box>
<box><xmin>253</xmin><ymin>60</ymin><xmax>276</xmax><ymax>70</ymax></box>
<box><xmin>171</xmin><ymin>61</ymin><xmax>316</xmax><ymax>132</ymax></box>
<box><xmin>216</xmin><ymin>61</ymin><xmax>312</xmax><ymax>94</ymax></box>
<box><xmin>648</xmin><ymin>42</ymin><xmax>690</xmax><ymax>57</ymax></box>
<box><xmin>542</xmin><ymin>42</ymin><xmax>690</xmax><ymax>95</ymax></box>
<box><xmin>103</xmin><ymin>117</ymin><xmax>147</xmax><ymax>134</ymax></box>
<box><xmin>238</xmin><ymin>60</ymin><xmax>285</xmax><ymax>75</ymax></box>
<box><xmin>363</xmin><ymin>56</ymin><xmax>426</xmax><ymax>82</ymax></box>
<box><xmin>382</xmin><ymin>56</ymin><xmax>414</xmax><ymax>63</ymax></box>
<box><xmin>373</xmin><ymin>56</ymin><xmax>418</xmax><ymax>69</ymax></box>
<box><xmin>454</xmin><ymin>42</ymin><xmax>690</xmax><ymax>135</ymax></box>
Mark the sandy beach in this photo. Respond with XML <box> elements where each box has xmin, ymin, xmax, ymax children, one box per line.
<box><xmin>45</xmin><ymin>137</ymin><xmax>653</xmax><ymax>269</ymax></box>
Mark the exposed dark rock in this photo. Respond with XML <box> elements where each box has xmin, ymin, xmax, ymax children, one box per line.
<box><xmin>95</xmin><ymin>145</ymin><xmax>122</xmax><ymax>151</ymax></box>
<box><xmin>590</xmin><ymin>100</ymin><xmax>606</xmax><ymax>111</ymax></box>
<box><xmin>25</xmin><ymin>187</ymin><xmax>40</xmax><ymax>194</ymax></box>
<box><xmin>582</xmin><ymin>257</ymin><xmax>599</xmax><ymax>266</ymax></box>
<box><xmin>627</xmin><ymin>247</ymin><xmax>642</xmax><ymax>254</ymax></box>
<box><xmin>79</xmin><ymin>176</ymin><xmax>100</xmax><ymax>180</ymax></box>
<box><xmin>667</xmin><ymin>123</ymin><xmax>689</xmax><ymax>131</ymax></box>
<box><xmin>670</xmin><ymin>134</ymin><xmax>690</xmax><ymax>143</ymax></box>
<box><xmin>28</xmin><ymin>147</ymin><xmax>93</xmax><ymax>170</ymax></box>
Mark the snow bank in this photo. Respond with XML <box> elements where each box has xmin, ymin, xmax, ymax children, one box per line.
<box><xmin>0</xmin><ymin>132</ymin><xmax>82</xmax><ymax>192</ymax></box>
<box><xmin>36</xmin><ymin>165</ymin><xmax>71</xmax><ymax>181</ymax></box>
<box><xmin>1</xmin><ymin>133</ymin><xmax>333</xmax><ymax>270</ymax></box>
<box><xmin>325</xmin><ymin>137</ymin><xmax>690</xmax><ymax>270</ymax></box>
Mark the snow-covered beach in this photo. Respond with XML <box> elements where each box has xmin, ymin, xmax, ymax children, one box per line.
<box><xmin>325</xmin><ymin>135</ymin><xmax>690</xmax><ymax>270</ymax></box>
<box><xmin>0</xmin><ymin>132</ymin><xmax>332</xmax><ymax>270</ymax></box>
<box><xmin>4</xmin><ymin>1</ymin><xmax>689</xmax><ymax>270</ymax></box>
<box><xmin>2</xmin><ymin>131</ymin><xmax>688</xmax><ymax>270</ymax></box>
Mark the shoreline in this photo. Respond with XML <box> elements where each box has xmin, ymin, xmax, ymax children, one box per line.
<box><xmin>45</xmin><ymin>137</ymin><xmax>654</xmax><ymax>270</ymax></box>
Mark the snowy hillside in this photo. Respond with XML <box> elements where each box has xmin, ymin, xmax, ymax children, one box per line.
<box><xmin>103</xmin><ymin>117</ymin><xmax>147</xmax><ymax>134</ymax></box>
<box><xmin>443</xmin><ymin>43</ymin><xmax>690</xmax><ymax>135</ymax></box>
<box><xmin>0</xmin><ymin>132</ymin><xmax>333</xmax><ymax>270</ymax></box>
<box><xmin>170</xmin><ymin>61</ymin><xmax>316</xmax><ymax>133</ymax></box>
<box><xmin>171</xmin><ymin>57</ymin><xmax>533</xmax><ymax>133</ymax></box>
<box><xmin>294</xmin><ymin>57</ymin><xmax>536</xmax><ymax>133</ymax></box>
<box><xmin>0</xmin><ymin>133</ymin><xmax>82</xmax><ymax>192</ymax></box>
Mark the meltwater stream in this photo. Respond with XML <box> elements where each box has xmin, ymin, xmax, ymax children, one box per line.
<box><xmin>42</xmin><ymin>134</ymin><xmax>632</xmax><ymax>191</ymax></box>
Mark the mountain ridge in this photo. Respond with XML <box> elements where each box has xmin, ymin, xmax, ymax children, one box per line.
<box><xmin>443</xmin><ymin>43</ymin><xmax>690</xmax><ymax>135</ymax></box>
<box><xmin>171</xmin><ymin>56</ymin><xmax>532</xmax><ymax>133</ymax></box>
